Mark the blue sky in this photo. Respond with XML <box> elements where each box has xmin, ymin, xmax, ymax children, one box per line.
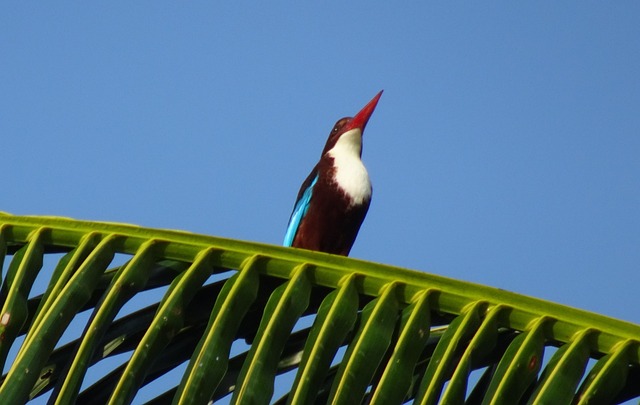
<box><xmin>2</xmin><ymin>2</ymin><xmax>639</xmax><ymax>394</ymax></box>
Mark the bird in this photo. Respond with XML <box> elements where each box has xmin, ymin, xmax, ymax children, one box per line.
<box><xmin>283</xmin><ymin>91</ymin><xmax>383</xmax><ymax>256</ymax></box>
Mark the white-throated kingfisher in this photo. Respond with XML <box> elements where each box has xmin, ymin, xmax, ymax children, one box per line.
<box><xmin>283</xmin><ymin>91</ymin><xmax>383</xmax><ymax>256</ymax></box>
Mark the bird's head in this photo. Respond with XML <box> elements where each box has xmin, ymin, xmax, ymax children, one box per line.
<box><xmin>321</xmin><ymin>90</ymin><xmax>383</xmax><ymax>157</ymax></box>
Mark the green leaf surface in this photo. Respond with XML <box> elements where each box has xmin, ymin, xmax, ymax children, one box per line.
<box><xmin>440</xmin><ymin>304</ymin><xmax>505</xmax><ymax>404</ymax></box>
<box><xmin>328</xmin><ymin>282</ymin><xmax>400</xmax><ymax>405</ymax></box>
<box><xmin>173</xmin><ymin>255</ymin><xmax>260</xmax><ymax>404</ymax></box>
<box><xmin>0</xmin><ymin>233</ymin><xmax>118</xmax><ymax>404</ymax></box>
<box><xmin>414</xmin><ymin>301</ymin><xmax>484</xmax><ymax>405</ymax></box>
<box><xmin>287</xmin><ymin>273</ymin><xmax>359</xmax><ymax>405</ymax></box>
<box><xmin>575</xmin><ymin>340</ymin><xmax>635</xmax><ymax>404</ymax></box>
<box><xmin>0</xmin><ymin>229</ymin><xmax>45</xmax><ymax>369</ymax></box>
<box><xmin>231</xmin><ymin>264</ymin><xmax>312</xmax><ymax>405</ymax></box>
<box><xmin>369</xmin><ymin>289</ymin><xmax>431</xmax><ymax>405</ymax></box>
<box><xmin>0</xmin><ymin>225</ymin><xmax>8</xmax><ymax>292</ymax></box>
<box><xmin>481</xmin><ymin>316</ymin><xmax>548</xmax><ymax>405</ymax></box>
<box><xmin>51</xmin><ymin>239</ymin><xmax>164</xmax><ymax>404</ymax></box>
<box><xmin>107</xmin><ymin>247</ymin><xmax>218</xmax><ymax>405</ymax></box>
<box><xmin>527</xmin><ymin>329</ymin><xmax>593</xmax><ymax>404</ymax></box>
<box><xmin>30</xmin><ymin>233</ymin><xmax>101</xmax><ymax>333</ymax></box>
<box><xmin>0</xmin><ymin>214</ymin><xmax>638</xmax><ymax>404</ymax></box>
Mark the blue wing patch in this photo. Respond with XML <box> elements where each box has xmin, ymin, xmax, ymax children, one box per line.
<box><xmin>283</xmin><ymin>174</ymin><xmax>319</xmax><ymax>247</ymax></box>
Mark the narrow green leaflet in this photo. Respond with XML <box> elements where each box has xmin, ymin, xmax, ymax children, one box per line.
<box><xmin>0</xmin><ymin>225</ymin><xmax>9</xmax><ymax>292</ymax></box>
<box><xmin>0</xmin><ymin>233</ymin><xmax>119</xmax><ymax>404</ymax></box>
<box><xmin>30</xmin><ymin>233</ymin><xmax>101</xmax><ymax>332</ymax></box>
<box><xmin>527</xmin><ymin>328</ymin><xmax>593</xmax><ymax>404</ymax></box>
<box><xmin>51</xmin><ymin>239</ymin><xmax>164</xmax><ymax>404</ymax></box>
<box><xmin>369</xmin><ymin>289</ymin><xmax>431</xmax><ymax>404</ymax></box>
<box><xmin>287</xmin><ymin>273</ymin><xmax>359</xmax><ymax>405</ymax></box>
<box><xmin>0</xmin><ymin>214</ymin><xmax>638</xmax><ymax>404</ymax></box>
<box><xmin>481</xmin><ymin>316</ymin><xmax>548</xmax><ymax>405</ymax></box>
<box><xmin>440</xmin><ymin>304</ymin><xmax>505</xmax><ymax>404</ymax></box>
<box><xmin>414</xmin><ymin>301</ymin><xmax>484</xmax><ymax>405</ymax></box>
<box><xmin>231</xmin><ymin>264</ymin><xmax>312</xmax><ymax>405</ymax></box>
<box><xmin>328</xmin><ymin>282</ymin><xmax>400</xmax><ymax>405</ymax></box>
<box><xmin>107</xmin><ymin>247</ymin><xmax>218</xmax><ymax>405</ymax></box>
<box><xmin>575</xmin><ymin>340</ymin><xmax>634</xmax><ymax>404</ymax></box>
<box><xmin>173</xmin><ymin>255</ymin><xmax>260</xmax><ymax>404</ymax></box>
<box><xmin>0</xmin><ymin>229</ymin><xmax>45</xmax><ymax>369</ymax></box>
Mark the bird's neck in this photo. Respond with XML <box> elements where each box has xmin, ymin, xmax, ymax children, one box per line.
<box><xmin>326</xmin><ymin>129</ymin><xmax>372</xmax><ymax>207</ymax></box>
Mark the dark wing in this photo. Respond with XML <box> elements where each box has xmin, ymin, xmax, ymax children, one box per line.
<box><xmin>283</xmin><ymin>167</ymin><xmax>319</xmax><ymax>247</ymax></box>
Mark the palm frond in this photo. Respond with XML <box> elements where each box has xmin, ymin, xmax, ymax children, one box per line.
<box><xmin>0</xmin><ymin>213</ymin><xmax>638</xmax><ymax>404</ymax></box>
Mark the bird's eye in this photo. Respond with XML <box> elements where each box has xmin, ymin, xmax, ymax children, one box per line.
<box><xmin>332</xmin><ymin>127</ymin><xmax>338</xmax><ymax>133</ymax></box>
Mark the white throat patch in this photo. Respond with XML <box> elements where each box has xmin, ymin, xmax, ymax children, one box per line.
<box><xmin>326</xmin><ymin>128</ymin><xmax>372</xmax><ymax>206</ymax></box>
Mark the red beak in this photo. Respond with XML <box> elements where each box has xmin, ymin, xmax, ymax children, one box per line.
<box><xmin>347</xmin><ymin>90</ymin><xmax>383</xmax><ymax>132</ymax></box>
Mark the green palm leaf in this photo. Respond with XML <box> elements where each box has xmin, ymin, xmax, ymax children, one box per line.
<box><xmin>0</xmin><ymin>213</ymin><xmax>638</xmax><ymax>404</ymax></box>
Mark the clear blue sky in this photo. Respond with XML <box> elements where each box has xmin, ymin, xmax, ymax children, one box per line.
<box><xmin>2</xmin><ymin>2</ymin><xmax>639</xmax><ymax>394</ymax></box>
